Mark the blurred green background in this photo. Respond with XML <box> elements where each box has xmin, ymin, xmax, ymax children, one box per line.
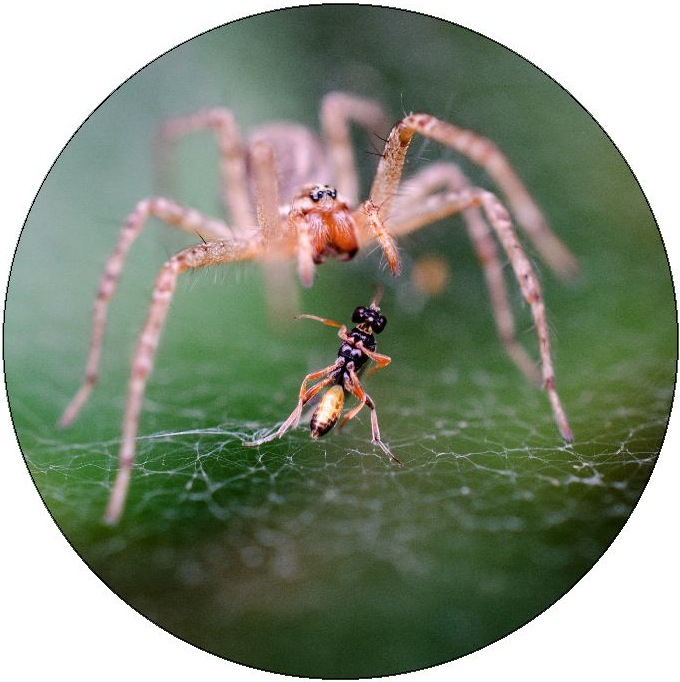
<box><xmin>4</xmin><ymin>6</ymin><xmax>676</xmax><ymax>678</ymax></box>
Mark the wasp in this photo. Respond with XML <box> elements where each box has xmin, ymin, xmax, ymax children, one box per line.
<box><xmin>244</xmin><ymin>291</ymin><xmax>400</xmax><ymax>464</ymax></box>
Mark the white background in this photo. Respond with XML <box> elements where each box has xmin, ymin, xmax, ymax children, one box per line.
<box><xmin>2</xmin><ymin>2</ymin><xmax>677</xmax><ymax>680</ymax></box>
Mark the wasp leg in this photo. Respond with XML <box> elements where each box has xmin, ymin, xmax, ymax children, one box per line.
<box><xmin>342</xmin><ymin>369</ymin><xmax>401</xmax><ymax>465</ymax></box>
<box><xmin>244</xmin><ymin>362</ymin><xmax>340</xmax><ymax>446</ymax></box>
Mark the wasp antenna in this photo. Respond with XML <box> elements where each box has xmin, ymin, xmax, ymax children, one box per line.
<box><xmin>370</xmin><ymin>284</ymin><xmax>384</xmax><ymax>308</ymax></box>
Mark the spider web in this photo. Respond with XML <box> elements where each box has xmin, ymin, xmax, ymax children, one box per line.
<box><xmin>12</xmin><ymin>305</ymin><xmax>675</xmax><ymax>676</ymax></box>
<box><xmin>24</xmin><ymin>350</ymin><xmax>670</xmax><ymax>558</ymax></box>
<box><xmin>8</xmin><ymin>221</ymin><xmax>675</xmax><ymax>675</ymax></box>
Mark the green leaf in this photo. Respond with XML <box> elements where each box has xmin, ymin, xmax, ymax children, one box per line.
<box><xmin>5</xmin><ymin>7</ymin><xmax>674</xmax><ymax>678</ymax></box>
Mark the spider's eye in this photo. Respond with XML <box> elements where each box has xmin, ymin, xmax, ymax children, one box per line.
<box><xmin>310</xmin><ymin>186</ymin><xmax>338</xmax><ymax>202</ymax></box>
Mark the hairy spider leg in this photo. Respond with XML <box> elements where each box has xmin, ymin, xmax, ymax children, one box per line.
<box><xmin>355</xmin><ymin>199</ymin><xmax>401</xmax><ymax>276</ymax></box>
<box><xmin>392</xmin><ymin>162</ymin><xmax>541</xmax><ymax>385</ymax></box>
<box><xmin>102</xmin><ymin>237</ymin><xmax>265</xmax><ymax>524</ymax></box>
<box><xmin>365</xmin><ymin>113</ymin><xmax>573</xmax><ymax>442</ymax></box>
<box><xmin>342</xmin><ymin>367</ymin><xmax>402</xmax><ymax>465</ymax></box>
<box><xmin>389</xmin><ymin>184</ymin><xmax>573</xmax><ymax>442</ymax></box>
<box><xmin>370</xmin><ymin>113</ymin><xmax>578</xmax><ymax>280</ymax></box>
<box><xmin>320</xmin><ymin>91</ymin><xmax>389</xmax><ymax>206</ymax></box>
<box><xmin>288</xmin><ymin>207</ymin><xmax>318</xmax><ymax>287</ymax></box>
<box><xmin>58</xmin><ymin>197</ymin><xmax>236</xmax><ymax>429</ymax></box>
<box><xmin>156</xmin><ymin>108</ymin><xmax>254</xmax><ymax>232</ymax></box>
<box><xmin>248</xmin><ymin>135</ymin><xmax>304</xmax><ymax>321</ymax></box>
<box><xmin>250</xmin><ymin>139</ymin><xmax>283</xmax><ymax>240</ymax></box>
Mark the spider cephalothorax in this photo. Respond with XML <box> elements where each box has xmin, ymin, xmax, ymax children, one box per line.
<box><xmin>289</xmin><ymin>183</ymin><xmax>362</xmax><ymax>279</ymax></box>
<box><xmin>60</xmin><ymin>92</ymin><xmax>575</xmax><ymax>523</ymax></box>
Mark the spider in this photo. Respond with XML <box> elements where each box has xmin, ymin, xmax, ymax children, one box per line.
<box><xmin>243</xmin><ymin>290</ymin><xmax>400</xmax><ymax>464</ymax></box>
<box><xmin>59</xmin><ymin>92</ymin><xmax>576</xmax><ymax>524</ymax></box>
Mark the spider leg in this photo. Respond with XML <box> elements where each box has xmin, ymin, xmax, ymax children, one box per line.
<box><xmin>477</xmin><ymin>190</ymin><xmax>574</xmax><ymax>442</ymax></box>
<box><xmin>248</xmin><ymin>135</ymin><xmax>305</xmax><ymax>322</ymax></box>
<box><xmin>391</xmin><ymin>162</ymin><xmax>541</xmax><ymax>385</ymax></box>
<box><xmin>97</xmin><ymin>237</ymin><xmax>264</xmax><ymax>524</ymax></box>
<box><xmin>288</xmin><ymin>208</ymin><xmax>317</xmax><ymax>287</ymax></box>
<box><xmin>249</xmin><ymin>139</ymin><xmax>284</xmax><ymax>241</ymax></box>
<box><xmin>58</xmin><ymin>198</ymin><xmax>237</xmax><ymax>429</ymax></box>
<box><xmin>391</xmin><ymin>185</ymin><xmax>573</xmax><ymax>441</ymax></box>
<box><xmin>370</xmin><ymin>113</ymin><xmax>578</xmax><ymax>279</ymax></box>
<box><xmin>103</xmin><ymin>238</ymin><xmax>264</xmax><ymax>523</ymax></box>
<box><xmin>320</xmin><ymin>92</ymin><xmax>389</xmax><ymax>206</ymax></box>
<box><xmin>156</xmin><ymin>108</ymin><xmax>254</xmax><ymax>232</ymax></box>
<box><xmin>243</xmin><ymin>361</ymin><xmax>342</xmax><ymax>447</ymax></box>
<box><xmin>342</xmin><ymin>369</ymin><xmax>402</xmax><ymax>465</ymax></box>
<box><xmin>156</xmin><ymin>110</ymin><xmax>300</xmax><ymax>320</ymax></box>
<box><xmin>355</xmin><ymin>199</ymin><xmax>401</xmax><ymax>275</ymax></box>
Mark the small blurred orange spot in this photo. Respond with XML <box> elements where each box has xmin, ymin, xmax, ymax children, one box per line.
<box><xmin>410</xmin><ymin>255</ymin><xmax>450</xmax><ymax>296</ymax></box>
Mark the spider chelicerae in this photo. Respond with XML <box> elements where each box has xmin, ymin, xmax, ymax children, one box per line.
<box><xmin>59</xmin><ymin>92</ymin><xmax>576</xmax><ymax>523</ymax></box>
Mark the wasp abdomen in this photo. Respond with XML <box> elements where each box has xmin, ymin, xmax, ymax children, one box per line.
<box><xmin>310</xmin><ymin>385</ymin><xmax>345</xmax><ymax>438</ymax></box>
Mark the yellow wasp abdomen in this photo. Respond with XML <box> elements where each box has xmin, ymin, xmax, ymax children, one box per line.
<box><xmin>310</xmin><ymin>385</ymin><xmax>345</xmax><ymax>439</ymax></box>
